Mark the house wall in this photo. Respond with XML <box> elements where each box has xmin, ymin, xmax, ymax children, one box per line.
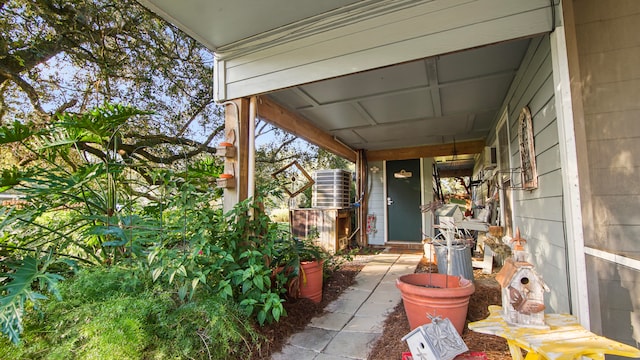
<box><xmin>571</xmin><ymin>0</ymin><xmax>640</xmax><ymax>349</ymax></box>
<box><xmin>490</xmin><ymin>34</ymin><xmax>571</xmax><ymax>314</ymax></box>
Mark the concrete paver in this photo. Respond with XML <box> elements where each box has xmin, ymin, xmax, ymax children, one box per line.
<box><xmin>342</xmin><ymin>314</ymin><xmax>386</xmax><ymax>333</ymax></box>
<box><xmin>354</xmin><ymin>300</ymin><xmax>398</xmax><ymax>318</ymax></box>
<box><xmin>271</xmin><ymin>345</ymin><xmax>318</xmax><ymax>360</ymax></box>
<box><xmin>322</xmin><ymin>331</ymin><xmax>381</xmax><ymax>359</ymax></box>
<box><xmin>324</xmin><ymin>288</ymin><xmax>371</xmax><ymax>314</ymax></box>
<box><xmin>350</xmin><ymin>273</ymin><xmax>386</xmax><ymax>291</ymax></box>
<box><xmin>271</xmin><ymin>251</ymin><xmax>422</xmax><ymax>359</ymax></box>
<box><xmin>287</xmin><ymin>327</ymin><xmax>337</xmax><ymax>352</ymax></box>
<box><xmin>309</xmin><ymin>311</ymin><xmax>353</xmax><ymax>331</ymax></box>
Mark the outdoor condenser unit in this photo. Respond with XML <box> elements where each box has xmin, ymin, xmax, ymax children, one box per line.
<box><xmin>312</xmin><ymin>169</ymin><xmax>351</xmax><ymax>208</ymax></box>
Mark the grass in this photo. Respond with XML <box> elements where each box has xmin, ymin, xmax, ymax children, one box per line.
<box><xmin>0</xmin><ymin>266</ymin><xmax>262</xmax><ymax>360</ymax></box>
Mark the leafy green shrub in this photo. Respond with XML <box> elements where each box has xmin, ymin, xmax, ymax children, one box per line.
<box><xmin>148</xmin><ymin>193</ymin><xmax>290</xmax><ymax>326</ymax></box>
<box><xmin>1</xmin><ymin>104</ymin><xmax>296</xmax><ymax>346</ymax></box>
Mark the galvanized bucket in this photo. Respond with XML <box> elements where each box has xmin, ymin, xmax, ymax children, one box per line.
<box><xmin>434</xmin><ymin>243</ymin><xmax>474</xmax><ymax>281</ymax></box>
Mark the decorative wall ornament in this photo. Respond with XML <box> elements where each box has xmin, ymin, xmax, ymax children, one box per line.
<box><xmin>518</xmin><ymin>106</ymin><xmax>538</xmax><ymax>190</ymax></box>
<box><xmin>271</xmin><ymin>160</ymin><xmax>314</xmax><ymax>197</ymax></box>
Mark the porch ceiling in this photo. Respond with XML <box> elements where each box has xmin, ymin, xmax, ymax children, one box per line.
<box><xmin>139</xmin><ymin>0</ymin><xmax>536</xmax><ymax>161</ymax></box>
<box><xmin>267</xmin><ymin>38</ymin><xmax>530</xmax><ymax>151</ymax></box>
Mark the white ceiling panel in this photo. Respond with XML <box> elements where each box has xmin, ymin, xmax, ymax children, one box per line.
<box><xmin>299</xmin><ymin>61</ymin><xmax>429</xmax><ymax>105</ymax></box>
<box><xmin>439</xmin><ymin>74</ymin><xmax>514</xmax><ymax>115</ymax></box>
<box><xmin>437</xmin><ymin>40</ymin><xmax>529</xmax><ymax>83</ymax></box>
<box><xmin>300</xmin><ymin>103</ymin><xmax>371</xmax><ymax>131</ymax></box>
<box><xmin>470</xmin><ymin>111</ymin><xmax>499</xmax><ymax>132</ymax></box>
<box><xmin>359</xmin><ymin>89</ymin><xmax>434</xmax><ymax>124</ymax></box>
<box><xmin>268</xmin><ymin>90</ymin><xmax>313</xmax><ymax>110</ymax></box>
<box><xmin>355</xmin><ymin>115</ymin><xmax>469</xmax><ymax>142</ymax></box>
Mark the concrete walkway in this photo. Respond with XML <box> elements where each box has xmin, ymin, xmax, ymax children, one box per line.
<box><xmin>272</xmin><ymin>251</ymin><xmax>423</xmax><ymax>360</ymax></box>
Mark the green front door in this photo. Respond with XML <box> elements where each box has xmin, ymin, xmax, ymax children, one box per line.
<box><xmin>386</xmin><ymin>159</ymin><xmax>422</xmax><ymax>242</ymax></box>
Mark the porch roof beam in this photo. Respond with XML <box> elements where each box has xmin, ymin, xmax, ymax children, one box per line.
<box><xmin>257</xmin><ymin>96</ymin><xmax>358</xmax><ymax>162</ymax></box>
<box><xmin>366</xmin><ymin>139</ymin><xmax>485</xmax><ymax>162</ymax></box>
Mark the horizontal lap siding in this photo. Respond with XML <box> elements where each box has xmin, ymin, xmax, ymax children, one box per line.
<box><xmin>577</xmin><ymin>3</ymin><xmax>640</xmax><ymax>256</ymax></box>
<box><xmin>500</xmin><ymin>33</ymin><xmax>571</xmax><ymax>313</ymax></box>
<box><xmin>575</xmin><ymin>0</ymin><xmax>640</xmax><ymax>349</ymax></box>
<box><xmin>586</xmin><ymin>255</ymin><xmax>639</xmax><ymax>349</ymax></box>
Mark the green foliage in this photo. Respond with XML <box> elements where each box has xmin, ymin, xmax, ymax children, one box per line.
<box><xmin>0</xmin><ymin>103</ymin><xmax>319</xmax><ymax>346</ymax></box>
<box><xmin>0</xmin><ymin>104</ymin><xmax>224</xmax><ymax>342</ymax></box>
<box><xmin>0</xmin><ymin>255</ymin><xmax>63</xmax><ymax>344</ymax></box>
<box><xmin>0</xmin><ymin>104</ymin><xmax>160</xmax><ymax>264</ymax></box>
<box><xmin>0</xmin><ymin>121</ymin><xmax>36</xmax><ymax>145</ymax></box>
<box><xmin>0</xmin><ymin>267</ymin><xmax>261</xmax><ymax>360</ymax></box>
<box><xmin>148</xmin><ymin>193</ymin><xmax>290</xmax><ymax>326</ymax></box>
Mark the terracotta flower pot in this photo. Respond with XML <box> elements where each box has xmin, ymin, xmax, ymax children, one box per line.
<box><xmin>396</xmin><ymin>273</ymin><xmax>475</xmax><ymax>334</ymax></box>
<box><xmin>299</xmin><ymin>260</ymin><xmax>324</xmax><ymax>303</ymax></box>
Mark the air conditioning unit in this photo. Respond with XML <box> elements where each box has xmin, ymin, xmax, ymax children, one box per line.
<box><xmin>483</xmin><ymin>146</ymin><xmax>497</xmax><ymax>170</ymax></box>
<box><xmin>312</xmin><ymin>169</ymin><xmax>351</xmax><ymax>208</ymax></box>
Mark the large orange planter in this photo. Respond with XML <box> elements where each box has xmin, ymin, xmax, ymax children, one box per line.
<box><xmin>396</xmin><ymin>273</ymin><xmax>475</xmax><ymax>334</ymax></box>
<box><xmin>299</xmin><ymin>260</ymin><xmax>324</xmax><ymax>303</ymax></box>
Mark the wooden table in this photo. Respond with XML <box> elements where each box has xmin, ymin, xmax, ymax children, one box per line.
<box><xmin>469</xmin><ymin>305</ymin><xmax>640</xmax><ymax>360</ymax></box>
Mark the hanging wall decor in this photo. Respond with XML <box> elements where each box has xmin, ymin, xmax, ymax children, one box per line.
<box><xmin>518</xmin><ymin>106</ymin><xmax>538</xmax><ymax>190</ymax></box>
<box><xmin>271</xmin><ymin>160</ymin><xmax>314</xmax><ymax>197</ymax></box>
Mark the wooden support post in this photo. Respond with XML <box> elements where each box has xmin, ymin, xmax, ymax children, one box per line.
<box><xmin>223</xmin><ymin>98</ymin><xmax>250</xmax><ymax>212</ymax></box>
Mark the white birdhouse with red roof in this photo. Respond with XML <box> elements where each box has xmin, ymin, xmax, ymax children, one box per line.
<box><xmin>495</xmin><ymin>228</ymin><xmax>549</xmax><ymax>328</ymax></box>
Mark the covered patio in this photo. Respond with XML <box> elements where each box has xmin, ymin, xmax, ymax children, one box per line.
<box><xmin>139</xmin><ymin>0</ymin><xmax>555</xmax><ymax>243</ymax></box>
<box><xmin>139</xmin><ymin>0</ymin><xmax>640</xmax><ymax>353</ymax></box>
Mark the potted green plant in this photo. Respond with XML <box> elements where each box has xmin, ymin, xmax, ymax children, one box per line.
<box><xmin>273</xmin><ymin>236</ymin><xmax>326</xmax><ymax>303</ymax></box>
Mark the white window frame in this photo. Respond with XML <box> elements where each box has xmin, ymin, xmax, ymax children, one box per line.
<box><xmin>496</xmin><ymin>108</ymin><xmax>514</xmax><ymax>237</ymax></box>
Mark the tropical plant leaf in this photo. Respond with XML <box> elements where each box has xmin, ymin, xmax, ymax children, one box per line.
<box><xmin>0</xmin><ymin>256</ymin><xmax>64</xmax><ymax>344</ymax></box>
<box><xmin>0</xmin><ymin>121</ymin><xmax>35</xmax><ymax>144</ymax></box>
<box><xmin>57</xmin><ymin>104</ymin><xmax>152</xmax><ymax>139</ymax></box>
<box><xmin>88</xmin><ymin>225</ymin><xmax>127</xmax><ymax>245</ymax></box>
<box><xmin>0</xmin><ymin>167</ymin><xmax>23</xmax><ymax>192</ymax></box>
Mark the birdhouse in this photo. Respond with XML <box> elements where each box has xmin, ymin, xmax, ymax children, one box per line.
<box><xmin>495</xmin><ymin>229</ymin><xmax>549</xmax><ymax>328</ymax></box>
<box><xmin>402</xmin><ymin>316</ymin><xmax>468</xmax><ymax>360</ymax></box>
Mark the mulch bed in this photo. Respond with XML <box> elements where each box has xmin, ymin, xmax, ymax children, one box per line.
<box><xmin>249</xmin><ymin>260</ymin><xmax>366</xmax><ymax>359</ymax></box>
<box><xmin>368</xmin><ymin>256</ymin><xmax>511</xmax><ymax>360</ymax></box>
<box><xmin>249</xmin><ymin>253</ymin><xmax>512</xmax><ymax>360</ymax></box>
